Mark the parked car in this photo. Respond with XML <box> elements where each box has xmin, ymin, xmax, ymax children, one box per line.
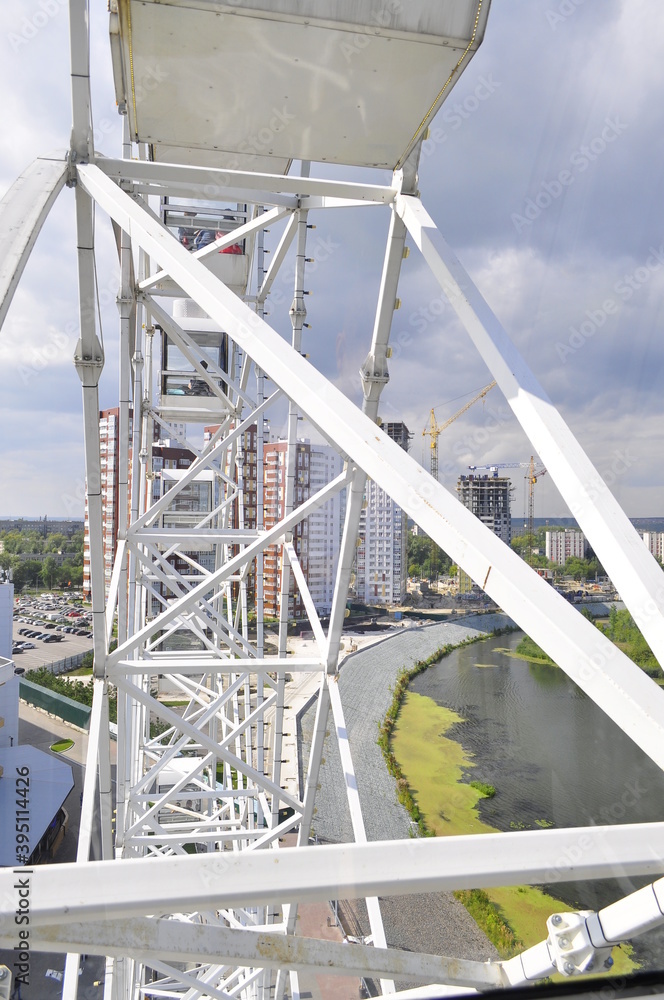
<box><xmin>14</xmin><ymin>666</ymin><xmax>25</xmax><ymax>675</ymax></box>
<box><xmin>21</xmin><ymin>642</ymin><xmax>36</xmax><ymax>650</ymax></box>
<box><xmin>12</xmin><ymin>644</ymin><xmax>24</xmax><ymax>654</ymax></box>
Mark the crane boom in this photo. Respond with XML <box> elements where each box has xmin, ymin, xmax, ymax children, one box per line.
<box><xmin>423</xmin><ymin>380</ymin><xmax>496</xmax><ymax>481</ymax></box>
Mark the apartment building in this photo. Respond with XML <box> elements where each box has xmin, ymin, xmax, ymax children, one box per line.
<box><xmin>263</xmin><ymin>440</ymin><xmax>344</xmax><ymax>619</ymax></box>
<box><xmin>640</xmin><ymin>531</ymin><xmax>664</xmax><ymax>563</ymax></box>
<box><xmin>456</xmin><ymin>474</ymin><xmax>513</xmax><ymax>545</ymax></box>
<box><xmin>355</xmin><ymin>422</ymin><xmax>410</xmax><ymax>606</ymax></box>
<box><xmin>545</xmin><ymin>529</ymin><xmax>587</xmax><ymax>566</ymax></box>
<box><xmin>456</xmin><ymin>473</ymin><xmax>513</xmax><ymax>592</ymax></box>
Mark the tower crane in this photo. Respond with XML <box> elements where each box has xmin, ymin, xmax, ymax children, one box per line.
<box><xmin>525</xmin><ymin>455</ymin><xmax>547</xmax><ymax>564</ymax></box>
<box><xmin>467</xmin><ymin>457</ymin><xmax>547</xmax><ymax>565</ymax></box>
<box><xmin>423</xmin><ymin>380</ymin><xmax>496</xmax><ymax>481</ymax></box>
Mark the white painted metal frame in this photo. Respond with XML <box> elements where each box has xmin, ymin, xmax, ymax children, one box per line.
<box><xmin>1</xmin><ymin>2</ymin><xmax>664</xmax><ymax>998</ymax></box>
<box><xmin>63</xmin><ymin>150</ymin><xmax>664</xmax><ymax>997</ymax></box>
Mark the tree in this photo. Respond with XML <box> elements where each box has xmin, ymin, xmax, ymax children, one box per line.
<box><xmin>41</xmin><ymin>555</ymin><xmax>60</xmax><ymax>589</ymax></box>
<box><xmin>407</xmin><ymin>532</ymin><xmax>451</xmax><ymax>580</ymax></box>
<box><xmin>0</xmin><ymin>551</ymin><xmax>17</xmax><ymax>572</ymax></box>
<box><xmin>45</xmin><ymin>532</ymin><xmax>67</xmax><ymax>553</ymax></box>
<box><xmin>57</xmin><ymin>561</ymin><xmax>83</xmax><ymax>588</ymax></box>
<box><xmin>13</xmin><ymin>559</ymin><xmax>42</xmax><ymax>590</ymax></box>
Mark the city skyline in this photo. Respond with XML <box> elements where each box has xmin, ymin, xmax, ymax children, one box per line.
<box><xmin>1</xmin><ymin>1</ymin><xmax>664</xmax><ymax>519</ymax></box>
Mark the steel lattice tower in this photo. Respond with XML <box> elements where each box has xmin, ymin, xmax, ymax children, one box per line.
<box><xmin>2</xmin><ymin>3</ymin><xmax>664</xmax><ymax>999</ymax></box>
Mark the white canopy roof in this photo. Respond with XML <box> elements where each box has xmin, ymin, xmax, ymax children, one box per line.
<box><xmin>0</xmin><ymin>744</ymin><xmax>74</xmax><ymax>866</ymax></box>
<box><xmin>110</xmin><ymin>0</ymin><xmax>491</xmax><ymax>171</ymax></box>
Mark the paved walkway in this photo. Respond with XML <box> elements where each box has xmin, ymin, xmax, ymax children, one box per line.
<box><xmin>296</xmin><ymin>902</ymin><xmax>362</xmax><ymax>1000</ymax></box>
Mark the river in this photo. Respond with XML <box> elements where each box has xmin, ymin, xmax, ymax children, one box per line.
<box><xmin>408</xmin><ymin>629</ymin><xmax>664</xmax><ymax>966</ymax></box>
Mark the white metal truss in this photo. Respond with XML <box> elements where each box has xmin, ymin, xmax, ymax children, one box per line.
<box><xmin>1</xmin><ymin>2</ymin><xmax>664</xmax><ymax>999</ymax></box>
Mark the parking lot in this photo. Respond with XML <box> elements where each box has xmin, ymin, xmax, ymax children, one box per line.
<box><xmin>12</xmin><ymin>593</ymin><xmax>94</xmax><ymax>672</ymax></box>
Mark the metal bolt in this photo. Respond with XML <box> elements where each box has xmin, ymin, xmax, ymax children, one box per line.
<box><xmin>563</xmin><ymin>962</ymin><xmax>576</xmax><ymax>975</ymax></box>
<box><xmin>559</xmin><ymin>937</ymin><xmax>570</xmax><ymax>948</ymax></box>
<box><xmin>551</xmin><ymin>914</ymin><xmax>562</xmax><ymax>926</ymax></box>
<box><xmin>604</xmin><ymin>956</ymin><xmax>614</xmax><ymax>969</ymax></box>
<box><xmin>0</xmin><ymin>968</ymin><xmax>7</xmax><ymax>980</ymax></box>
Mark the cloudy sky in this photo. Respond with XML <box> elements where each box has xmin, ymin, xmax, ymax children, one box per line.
<box><xmin>1</xmin><ymin>0</ymin><xmax>663</xmax><ymax>521</ymax></box>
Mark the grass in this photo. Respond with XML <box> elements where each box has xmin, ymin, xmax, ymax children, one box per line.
<box><xmin>470</xmin><ymin>780</ymin><xmax>496</xmax><ymax>798</ymax></box>
<box><xmin>494</xmin><ymin>645</ymin><xmax>557</xmax><ymax>666</ymax></box>
<box><xmin>514</xmin><ymin>635</ymin><xmax>554</xmax><ymax>663</ymax></box>
<box><xmin>161</xmin><ymin>699</ymin><xmax>189</xmax><ymax>708</ymax></box>
<box><xmin>50</xmin><ymin>738</ymin><xmax>75</xmax><ymax>753</ymax></box>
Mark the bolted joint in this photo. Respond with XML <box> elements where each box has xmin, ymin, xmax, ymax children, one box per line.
<box><xmin>65</xmin><ymin>148</ymin><xmax>78</xmax><ymax>188</ymax></box>
<box><xmin>289</xmin><ymin>297</ymin><xmax>307</xmax><ymax>321</ymax></box>
<box><xmin>74</xmin><ymin>336</ymin><xmax>105</xmax><ymax>387</ymax></box>
<box><xmin>360</xmin><ymin>350</ymin><xmax>390</xmax><ymax>387</ymax></box>
<box><xmin>546</xmin><ymin>911</ymin><xmax>613</xmax><ymax>977</ymax></box>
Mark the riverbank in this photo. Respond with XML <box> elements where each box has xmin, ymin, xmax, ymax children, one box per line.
<box><xmin>387</xmin><ymin>635</ymin><xmax>638</xmax><ymax>974</ymax></box>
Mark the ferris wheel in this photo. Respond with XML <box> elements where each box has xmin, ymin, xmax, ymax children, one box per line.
<box><xmin>1</xmin><ymin>2</ymin><xmax>664</xmax><ymax>999</ymax></box>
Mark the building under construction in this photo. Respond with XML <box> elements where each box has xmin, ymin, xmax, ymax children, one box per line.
<box><xmin>456</xmin><ymin>474</ymin><xmax>514</xmax><ymax>546</ymax></box>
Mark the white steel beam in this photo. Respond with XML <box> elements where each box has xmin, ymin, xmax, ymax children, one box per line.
<box><xmin>397</xmin><ymin>193</ymin><xmax>664</xmax><ymax>667</ymax></box>
<box><xmin>69</xmin><ymin>0</ymin><xmax>92</xmax><ymax>162</ymax></box>
<box><xmin>108</xmin><ymin>658</ymin><xmax>324</xmax><ymax>679</ymax></box>
<box><xmin>0</xmin><ymin>153</ymin><xmax>67</xmax><ymax>328</ymax></box>
<box><xmin>72</xmin><ymin>181</ymin><xmax>106</xmax><ymax>674</ymax></box>
<box><xmin>326</xmin><ymin>204</ymin><xmax>410</xmax><ymax>673</ymax></box>
<box><xmin>327</xmin><ymin>679</ymin><xmax>394</xmax><ymax>994</ymax></box>
<box><xmin>95</xmin><ymin>157</ymin><xmax>396</xmax><ymax>205</ymax></box>
<box><xmin>5</xmin><ymin>918</ymin><xmax>502</xmax><ymax>990</ymax></box>
<box><xmin>4</xmin><ymin>826</ymin><xmax>664</xmax><ymax>926</ymax></box>
<box><xmin>258</xmin><ymin>212</ymin><xmax>299</xmax><ymax>304</ymax></box>
<box><xmin>75</xmin><ymin>162</ymin><xmax>664</xmax><ymax>772</ymax></box>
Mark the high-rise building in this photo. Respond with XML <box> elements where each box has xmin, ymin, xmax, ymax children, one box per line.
<box><xmin>204</xmin><ymin>423</ymin><xmax>259</xmax><ymax>533</ymax></box>
<box><xmin>456</xmin><ymin>473</ymin><xmax>513</xmax><ymax>591</ymax></box>
<box><xmin>355</xmin><ymin>422</ymin><xmax>411</xmax><ymax>606</ymax></box>
<box><xmin>263</xmin><ymin>440</ymin><xmax>344</xmax><ymax>618</ymax></box>
<box><xmin>456</xmin><ymin>474</ymin><xmax>513</xmax><ymax>545</ymax></box>
<box><xmin>545</xmin><ymin>529</ymin><xmax>587</xmax><ymax>566</ymax></box>
<box><xmin>307</xmin><ymin>445</ymin><xmax>345</xmax><ymax>615</ymax></box>
<box><xmin>640</xmin><ymin>531</ymin><xmax>664</xmax><ymax>563</ymax></box>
